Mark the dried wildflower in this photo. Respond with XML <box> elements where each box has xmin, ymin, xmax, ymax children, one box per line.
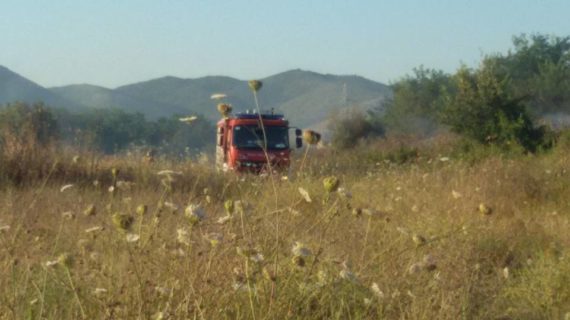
<box><xmin>292</xmin><ymin>242</ymin><xmax>311</xmax><ymax>257</ymax></box>
<box><xmin>93</xmin><ymin>288</ymin><xmax>108</xmax><ymax>296</ymax></box>
<box><xmin>108</xmin><ymin>186</ymin><xmax>116</xmax><ymax>194</ymax></box>
<box><xmin>179</xmin><ymin>116</ymin><xmax>198</xmax><ymax>123</ymax></box>
<box><xmin>217</xmin><ymin>103</ymin><xmax>233</xmax><ymax>117</ymax></box>
<box><xmin>164</xmin><ymin>201</ymin><xmax>179</xmax><ymax>212</ymax></box>
<box><xmin>155</xmin><ymin>286</ymin><xmax>172</xmax><ymax>296</ymax></box>
<box><xmin>112</xmin><ymin>213</ymin><xmax>134</xmax><ymax>232</ymax></box>
<box><xmin>83</xmin><ymin>204</ymin><xmax>96</xmax><ymax>216</ymax></box>
<box><xmin>371</xmin><ymin>282</ymin><xmax>385</xmax><ymax>299</ymax></box>
<box><xmin>289</xmin><ymin>208</ymin><xmax>301</xmax><ymax>216</ymax></box>
<box><xmin>352</xmin><ymin>208</ymin><xmax>363</xmax><ymax>217</ymax></box>
<box><xmin>236</xmin><ymin>247</ymin><xmax>258</xmax><ymax>258</ymax></box>
<box><xmin>250</xmin><ymin>252</ymin><xmax>264</xmax><ymax>263</ymax></box>
<box><xmin>217</xmin><ymin>215</ymin><xmax>232</xmax><ymax>224</ymax></box>
<box><xmin>323</xmin><ymin>176</ymin><xmax>340</xmax><ymax>193</ymax></box>
<box><xmin>111</xmin><ymin>168</ymin><xmax>119</xmax><ymax>179</ymax></box>
<box><xmin>337</xmin><ymin>187</ymin><xmax>352</xmax><ymax>198</ymax></box>
<box><xmin>60</xmin><ymin>184</ymin><xmax>74</xmax><ymax>192</ymax></box>
<box><xmin>57</xmin><ymin>253</ymin><xmax>74</xmax><ymax>268</ymax></box>
<box><xmin>363</xmin><ymin>208</ymin><xmax>383</xmax><ymax>217</ymax></box>
<box><xmin>248</xmin><ymin>80</ymin><xmax>263</xmax><ymax>92</ymax></box>
<box><xmin>302</xmin><ymin>130</ymin><xmax>321</xmax><ymax>145</ymax></box>
<box><xmin>412</xmin><ymin>234</ymin><xmax>427</xmax><ymax>247</ymax></box>
<box><xmin>224</xmin><ymin>200</ymin><xmax>234</xmax><ymax>215</ymax></box>
<box><xmin>176</xmin><ymin>228</ymin><xmax>191</xmax><ymax>246</ymax></box>
<box><xmin>263</xmin><ymin>267</ymin><xmax>276</xmax><ymax>282</ymax></box>
<box><xmin>478</xmin><ymin>203</ymin><xmax>493</xmax><ymax>216</ymax></box>
<box><xmin>502</xmin><ymin>267</ymin><xmax>509</xmax><ymax>279</ymax></box>
<box><xmin>317</xmin><ymin>270</ymin><xmax>330</xmax><ymax>286</ymax></box>
<box><xmin>85</xmin><ymin>226</ymin><xmax>103</xmax><ymax>233</ymax></box>
<box><xmin>234</xmin><ymin>200</ymin><xmax>249</xmax><ymax>215</ymax></box>
<box><xmin>157</xmin><ymin>170</ymin><xmax>182</xmax><ymax>176</ymax></box>
<box><xmin>210</xmin><ymin>93</ymin><xmax>227</xmax><ymax>100</ymax></box>
<box><xmin>298</xmin><ymin>187</ymin><xmax>312</xmax><ymax>203</ymax></box>
<box><xmin>116</xmin><ymin>180</ymin><xmax>135</xmax><ymax>191</ymax></box>
<box><xmin>339</xmin><ymin>269</ymin><xmax>357</xmax><ymax>282</ymax></box>
<box><xmin>72</xmin><ymin>155</ymin><xmax>81</xmax><ymax>164</ymax></box>
<box><xmin>292</xmin><ymin>255</ymin><xmax>306</xmax><ymax>267</ymax></box>
<box><xmin>45</xmin><ymin>260</ymin><xmax>59</xmax><ymax>267</ymax></box>
<box><xmin>136</xmin><ymin>204</ymin><xmax>148</xmax><ymax>216</ymax></box>
<box><xmin>61</xmin><ymin>211</ymin><xmax>75</xmax><ymax>220</ymax></box>
<box><xmin>408</xmin><ymin>263</ymin><xmax>422</xmax><ymax>274</ymax></box>
<box><xmin>451</xmin><ymin>190</ymin><xmax>462</xmax><ymax>199</ymax></box>
<box><xmin>126</xmin><ymin>233</ymin><xmax>140</xmax><ymax>243</ymax></box>
<box><xmin>184</xmin><ymin>204</ymin><xmax>206</xmax><ymax>225</ymax></box>
<box><xmin>204</xmin><ymin>232</ymin><xmax>223</xmax><ymax>246</ymax></box>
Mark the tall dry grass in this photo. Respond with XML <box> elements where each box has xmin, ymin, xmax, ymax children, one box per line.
<box><xmin>0</xmin><ymin>134</ymin><xmax>569</xmax><ymax>319</ymax></box>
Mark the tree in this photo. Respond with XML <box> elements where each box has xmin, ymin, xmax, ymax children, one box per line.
<box><xmin>441</xmin><ymin>59</ymin><xmax>547</xmax><ymax>152</ymax></box>
<box><xmin>382</xmin><ymin>67</ymin><xmax>451</xmax><ymax>135</ymax></box>
<box><xmin>498</xmin><ymin>34</ymin><xmax>570</xmax><ymax>114</ymax></box>
<box><xmin>0</xmin><ymin>102</ymin><xmax>59</xmax><ymax>146</ymax></box>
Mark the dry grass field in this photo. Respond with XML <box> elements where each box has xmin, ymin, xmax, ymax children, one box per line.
<box><xmin>0</xmin><ymin>135</ymin><xmax>569</xmax><ymax>319</ymax></box>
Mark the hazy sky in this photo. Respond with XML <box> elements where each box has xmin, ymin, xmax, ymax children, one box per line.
<box><xmin>1</xmin><ymin>0</ymin><xmax>569</xmax><ymax>88</ymax></box>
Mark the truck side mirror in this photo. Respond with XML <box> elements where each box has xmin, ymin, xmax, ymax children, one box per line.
<box><xmin>296</xmin><ymin>137</ymin><xmax>303</xmax><ymax>148</ymax></box>
<box><xmin>217</xmin><ymin>127</ymin><xmax>224</xmax><ymax>146</ymax></box>
<box><xmin>295</xmin><ymin>129</ymin><xmax>302</xmax><ymax>137</ymax></box>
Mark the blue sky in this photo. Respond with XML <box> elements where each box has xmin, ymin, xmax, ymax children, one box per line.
<box><xmin>1</xmin><ymin>0</ymin><xmax>569</xmax><ymax>88</ymax></box>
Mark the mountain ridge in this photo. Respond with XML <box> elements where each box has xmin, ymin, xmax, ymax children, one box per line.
<box><xmin>0</xmin><ymin>65</ymin><xmax>391</xmax><ymax>128</ymax></box>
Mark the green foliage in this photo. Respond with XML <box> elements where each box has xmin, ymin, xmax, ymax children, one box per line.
<box><xmin>382</xmin><ymin>33</ymin><xmax>570</xmax><ymax>154</ymax></box>
<box><xmin>441</xmin><ymin>60</ymin><xmax>548</xmax><ymax>152</ymax></box>
<box><xmin>383</xmin><ymin>67</ymin><xmax>451</xmax><ymax>135</ymax></box>
<box><xmin>498</xmin><ymin>34</ymin><xmax>570</xmax><ymax>114</ymax></box>
<box><xmin>0</xmin><ymin>102</ymin><xmax>59</xmax><ymax>146</ymax></box>
<box><xmin>0</xmin><ymin>104</ymin><xmax>215</xmax><ymax>156</ymax></box>
<box><xmin>328</xmin><ymin>108</ymin><xmax>385</xmax><ymax>149</ymax></box>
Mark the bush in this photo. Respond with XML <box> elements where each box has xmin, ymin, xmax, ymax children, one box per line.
<box><xmin>441</xmin><ymin>60</ymin><xmax>549</xmax><ymax>153</ymax></box>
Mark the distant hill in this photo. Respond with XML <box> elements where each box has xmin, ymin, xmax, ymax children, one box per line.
<box><xmin>51</xmin><ymin>84</ymin><xmax>187</xmax><ymax>119</ymax></box>
<box><xmin>0</xmin><ymin>65</ymin><xmax>391</xmax><ymax>128</ymax></box>
<box><xmin>115</xmin><ymin>69</ymin><xmax>391</xmax><ymax>127</ymax></box>
<box><xmin>0</xmin><ymin>65</ymin><xmax>78</xmax><ymax>108</ymax></box>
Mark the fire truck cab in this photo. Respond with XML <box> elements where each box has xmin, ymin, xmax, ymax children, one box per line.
<box><xmin>215</xmin><ymin>111</ymin><xmax>302</xmax><ymax>173</ymax></box>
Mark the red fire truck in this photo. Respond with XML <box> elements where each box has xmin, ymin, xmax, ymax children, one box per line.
<box><xmin>215</xmin><ymin>111</ymin><xmax>302</xmax><ymax>173</ymax></box>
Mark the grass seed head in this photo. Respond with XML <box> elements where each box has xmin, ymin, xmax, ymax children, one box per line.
<box><xmin>303</xmin><ymin>130</ymin><xmax>321</xmax><ymax>145</ymax></box>
<box><xmin>478</xmin><ymin>203</ymin><xmax>493</xmax><ymax>216</ymax></box>
<box><xmin>57</xmin><ymin>253</ymin><xmax>74</xmax><ymax>268</ymax></box>
<box><xmin>111</xmin><ymin>168</ymin><xmax>119</xmax><ymax>179</ymax></box>
<box><xmin>112</xmin><ymin>212</ymin><xmax>134</xmax><ymax>232</ymax></box>
<box><xmin>84</xmin><ymin>204</ymin><xmax>96</xmax><ymax>216</ymax></box>
<box><xmin>217</xmin><ymin>103</ymin><xmax>233</xmax><ymax>117</ymax></box>
<box><xmin>323</xmin><ymin>176</ymin><xmax>341</xmax><ymax>193</ymax></box>
<box><xmin>412</xmin><ymin>234</ymin><xmax>427</xmax><ymax>247</ymax></box>
<box><xmin>177</xmin><ymin>228</ymin><xmax>191</xmax><ymax>246</ymax></box>
<box><xmin>248</xmin><ymin>80</ymin><xmax>263</xmax><ymax>92</ymax></box>
<box><xmin>185</xmin><ymin>204</ymin><xmax>206</xmax><ymax>225</ymax></box>
<box><xmin>224</xmin><ymin>199</ymin><xmax>234</xmax><ymax>215</ymax></box>
<box><xmin>136</xmin><ymin>204</ymin><xmax>148</xmax><ymax>216</ymax></box>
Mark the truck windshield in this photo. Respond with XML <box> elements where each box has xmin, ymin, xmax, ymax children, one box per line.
<box><xmin>233</xmin><ymin>125</ymin><xmax>289</xmax><ymax>150</ymax></box>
